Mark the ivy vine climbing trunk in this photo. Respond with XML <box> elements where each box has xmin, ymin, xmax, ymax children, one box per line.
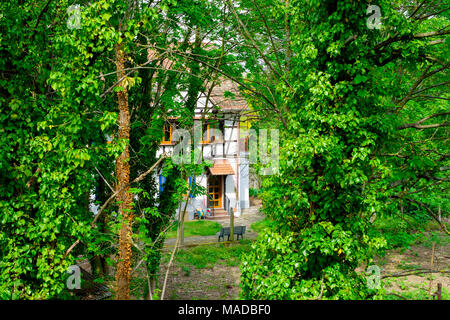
<box><xmin>114</xmin><ymin>44</ymin><xmax>133</xmax><ymax>300</ymax></box>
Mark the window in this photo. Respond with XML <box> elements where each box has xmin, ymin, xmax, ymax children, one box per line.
<box><xmin>161</xmin><ymin>122</ymin><xmax>174</xmax><ymax>145</ymax></box>
<box><xmin>202</xmin><ymin>121</ymin><xmax>223</xmax><ymax>144</ymax></box>
<box><xmin>202</xmin><ymin>123</ymin><xmax>210</xmax><ymax>144</ymax></box>
<box><xmin>210</xmin><ymin>124</ymin><xmax>218</xmax><ymax>142</ymax></box>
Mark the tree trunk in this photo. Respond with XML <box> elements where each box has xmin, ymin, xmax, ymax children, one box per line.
<box><xmin>284</xmin><ymin>0</ymin><xmax>291</xmax><ymax>72</ymax></box>
<box><xmin>180</xmin><ymin>218</ymin><xmax>185</xmax><ymax>246</ymax></box>
<box><xmin>114</xmin><ymin>44</ymin><xmax>133</xmax><ymax>300</ymax></box>
<box><xmin>230</xmin><ymin>209</ymin><xmax>234</xmax><ymax>243</ymax></box>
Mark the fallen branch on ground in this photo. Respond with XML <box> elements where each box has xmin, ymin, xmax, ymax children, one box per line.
<box><xmin>382</xmin><ymin>269</ymin><xmax>450</xmax><ymax>279</ymax></box>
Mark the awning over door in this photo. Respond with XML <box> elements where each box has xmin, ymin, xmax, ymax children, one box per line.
<box><xmin>209</xmin><ymin>159</ymin><xmax>235</xmax><ymax>175</ymax></box>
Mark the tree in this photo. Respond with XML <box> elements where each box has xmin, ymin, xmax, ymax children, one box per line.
<box><xmin>0</xmin><ymin>0</ymin><xmax>224</xmax><ymax>299</ymax></box>
<box><xmin>0</xmin><ymin>0</ymin><xmax>104</xmax><ymax>299</ymax></box>
<box><xmin>227</xmin><ymin>0</ymin><xmax>449</xmax><ymax>299</ymax></box>
<box><xmin>1</xmin><ymin>0</ymin><xmax>447</xmax><ymax>300</ymax></box>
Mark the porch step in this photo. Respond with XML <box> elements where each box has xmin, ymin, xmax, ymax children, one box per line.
<box><xmin>206</xmin><ymin>209</ymin><xmax>229</xmax><ymax>220</ymax></box>
<box><xmin>206</xmin><ymin>215</ymin><xmax>229</xmax><ymax>221</ymax></box>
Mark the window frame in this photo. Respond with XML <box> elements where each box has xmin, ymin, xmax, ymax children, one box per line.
<box><xmin>202</xmin><ymin>121</ymin><xmax>223</xmax><ymax>144</ymax></box>
<box><xmin>161</xmin><ymin>121</ymin><xmax>175</xmax><ymax>145</ymax></box>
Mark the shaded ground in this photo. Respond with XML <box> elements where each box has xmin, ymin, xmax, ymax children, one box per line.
<box><xmin>157</xmin><ymin>206</ymin><xmax>263</xmax><ymax>300</ymax></box>
<box><xmin>158</xmin><ymin>239</ymin><xmax>253</xmax><ymax>300</ymax></box>
<box><xmin>376</xmin><ymin>235</ymin><xmax>449</xmax><ymax>299</ymax></box>
<box><xmin>159</xmin><ymin>264</ymin><xmax>241</xmax><ymax>300</ymax></box>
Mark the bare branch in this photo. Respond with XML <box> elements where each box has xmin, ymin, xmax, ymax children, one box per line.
<box><xmin>398</xmin><ymin>111</ymin><xmax>450</xmax><ymax>130</ymax></box>
<box><xmin>375</xmin><ymin>29</ymin><xmax>450</xmax><ymax>51</ymax></box>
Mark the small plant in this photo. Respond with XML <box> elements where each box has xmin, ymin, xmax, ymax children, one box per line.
<box><xmin>181</xmin><ymin>265</ymin><xmax>191</xmax><ymax>277</ymax></box>
<box><xmin>170</xmin><ymin>290</ymin><xmax>179</xmax><ymax>300</ymax></box>
<box><xmin>249</xmin><ymin>188</ymin><xmax>263</xmax><ymax>197</ymax></box>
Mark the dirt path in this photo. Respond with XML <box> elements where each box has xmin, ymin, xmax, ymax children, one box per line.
<box><xmin>159</xmin><ymin>206</ymin><xmax>264</xmax><ymax>299</ymax></box>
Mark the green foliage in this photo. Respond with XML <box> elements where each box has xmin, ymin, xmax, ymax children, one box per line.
<box><xmin>237</xmin><ymin>0</ymin><xmax>449</xmax><ymax>300</ymax></box>
<box><xmin>0</xmin><ymin>0</ymin><xmax>220</xmax><ymax>299</ymax></box>
<box><xmin>240</xmin><ymin>225</ymin><xmax>385</xmax><ymax>300</ymax></box>
<box><xmin>249</xmin><ymin>188</ymin><xmax>264</xmax><ymax>197</ymax></box>
<box><xmin>1</xmin><ymin>0</ymin><xmax>447</xmax><ymax>300</ymax></box>
<box><xmin>368</xmin><ymin>214</ymin><xmax>426</xmax><ymax>249</ymax></box>
<box><xmin>0</xmin><ymin>0</ymin><xmax>111</xmax><ymax>299</ymax></box>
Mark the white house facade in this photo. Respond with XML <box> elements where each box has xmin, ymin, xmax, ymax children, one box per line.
<box><xmin>156</xmin><ymin>80</ymin><xmax>250</xmax><ymax>221</ymax></box>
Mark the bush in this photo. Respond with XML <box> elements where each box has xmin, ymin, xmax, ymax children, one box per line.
<box><xmin>368</xmin><ymin>214</ymin><xmax>431</xmax><ymax>249</ymax></box>
<box><xmin>249</xmin><ymin>188</ymin><xmax>263</xmax><ymax>197</ymax></box>
<box><xmin>240</xmin><ymin>223</ymin><xmax>386</xmax><ymax>300</ymax></box>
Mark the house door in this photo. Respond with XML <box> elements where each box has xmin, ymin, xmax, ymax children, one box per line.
<box><xmin>208</xmin><ymin>175</ymin><xmax>222</xmax><ymax>208</ymax></box>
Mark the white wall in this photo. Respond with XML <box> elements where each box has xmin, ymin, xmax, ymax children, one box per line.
<box><xmin>239</xmin><ymin>157</ymin><xmax>250</xmax><ymax>209</ymax></box>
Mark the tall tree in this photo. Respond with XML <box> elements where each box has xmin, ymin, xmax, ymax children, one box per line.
<box><xmin>219</xmin><ymin>0</ymin><xmax>450</xmax><ymax>299</ymax></box>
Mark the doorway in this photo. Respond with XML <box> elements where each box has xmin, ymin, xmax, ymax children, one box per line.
<box><xmin>208</xmin><ymin>175</ymin><xmax>222</xmax><ymax>208</ymax></box>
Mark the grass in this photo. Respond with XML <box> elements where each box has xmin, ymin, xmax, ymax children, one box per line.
<box><xmin>166</xmin><ymin>220</ymin><xmax>222</xmax><ymax>239</ymax></box>
<box><xmin>164</xmin><ymin>240</ymin><xmax>252</xmax><ymax>269</ymax></box>
<box><xmin>421</xmin><ymin>231</ymin><xmax>450</xmax><ymax>248</ymax></box>
<box><xmin>368</xmin><ymin>214</ymin><xmax>447</xmax><ymax>249</ymax></box>
<box><xmin>250</xmin><ymin>217</ymin><xmax>275</xmax><ymax>233</ymax></box>
<box><xmin>382</xmin><ymin>279</ymin><xmax>450</xmax><ymax>300</ymax></box>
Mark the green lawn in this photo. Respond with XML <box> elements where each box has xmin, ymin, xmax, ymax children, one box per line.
<box><xmin>166</xmin><ymin>220</ymin><xmax>222</xmax><ymax>239</ymax></box>
<box><xmin>163</xmin><ymin>240</ymin><xmax>252</xmax><ymax>269</ymax></box>
<box><xmin>250</xmin><ymin>217</ymin><xmax>275</xmax><ymax>233</ymax></box>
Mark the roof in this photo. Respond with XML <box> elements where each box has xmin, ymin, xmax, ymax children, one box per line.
<box><xmin>209</xmin><ymin>159</ymin><xmax>235</xmax><ymax>175</ymax></box>
<box><xmin>209</xmin><ymin>79</ymin><xmax>249</xmax><ymax>111</ymax></box>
